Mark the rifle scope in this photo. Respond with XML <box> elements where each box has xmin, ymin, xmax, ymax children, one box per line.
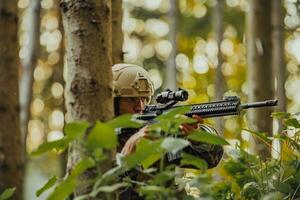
<box><xmin>156</xmin><ymin>89</ymin><xmax>188</xmax><ymax>104</ymax></box>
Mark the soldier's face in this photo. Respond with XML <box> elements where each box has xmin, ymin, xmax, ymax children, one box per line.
<box><xmin>118</xmin><ymin>97</ymin><xmax>149</xmax><ymax>114</ymax></box>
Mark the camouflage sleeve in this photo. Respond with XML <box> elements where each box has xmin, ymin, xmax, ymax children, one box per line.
<box><xmin>184</xmin><ymin>124</ymin><xmax>224</xmax><ymax>168</ymax></box>
<box><xmin>167</xmin><ymin>124</ymin><xmax>224</xmax><ymax>169</ymax></box>
<box><xmin>116</xmin><ymin>127</ymin><xmax>140</xmax><ymax>152</ymax></box>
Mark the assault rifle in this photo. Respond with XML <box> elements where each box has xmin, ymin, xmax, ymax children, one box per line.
<box><xmin>136</xmin><ymin>88</ymin><xmax>278</xmax><ymax>121</ymax></box>
<box><xmin>117</xmin><ymin>88</ymin><xmax>278</xmax><ymax>135</ymax></box>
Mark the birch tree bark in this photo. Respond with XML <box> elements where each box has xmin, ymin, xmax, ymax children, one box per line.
<box><xmin>52</xmin><ymin>0</ymin><xmax>65</xmax><ymax>85</ymax></box>
<box><xmin>60</xmin><ymin>0</ymin><xmax>113</xmax><ymax>195</ymax></box>
<box><xmin>19</xmin><ymin>0</ymin><xmax>41</xmax><ymax>152</ymax></box>
<box><xmin>213</xmin><ymin>0</ymin><xmax>225</xmax><ymax>135</ymax></box>
<box><xmin>272</xmin><ymin>0</ymin><xmax>286</xmax><ymax>133</ymax></box>
<box><xmin>247</xmin><ymin>0</ymin><xmax>275</xmax><ymax>160</ymax></box>
<box><xmin>52</xmin><ymin>0</ymin><xmax>67</xmax><ymax>176</ymax></box>
<box><xmin>0</xmin><ymin>1</ymin><xmax>23</xmax><ymax>199</ymax></box>
<box><xmin>111</xmin><ymin>0</ymin><xmax>123</xmax><ymax>64</ymax></box>
<box><xmin>164</xmin><ymin>0</ymin><xmax>178</xmax><ymax>91</ymax></box>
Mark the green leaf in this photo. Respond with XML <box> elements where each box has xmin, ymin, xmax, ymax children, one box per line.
<box><xmin>187</xmin><ymin>130</ymin><xmax>229</xmax><ymax>145</ymax></box>
<box><xmin>124</xmin><ymin>139</ymin><xmax>163</xmax><ymax>169</ymax></box>
<box><xmin>46</xmin><ymin>178</ymin><xmax>76</xmax><ymax>200</ymax></box>
<box><xmin>0</xmin><ymin>188</ymin><xmax>16</xmax><ymax>200</ymax></box>
<box><xmin>271</xmin><ymin>112</ymin><xmax>290</xmax><ymax>119</ymax></box>
<box><xmin>31</xmin><ymin>138</ymin><xmax>69</xmax><ymax>155</ymax></box>
<box><xmin>284</xmin><ymin>118</ymin><xmax>300</xmax><ymax>128</ymax></box>
<box><xmin>279</xmin><ymin>134</ymin><xmax>300</xmax><ymax>152</ymax></box>
<box><xmin>47</xmin><ymin>158</ymin><xmax>95</xmax><ymax>200</ymax></box>
<box><xmin>86</xmin><ymin>121</ymin><xmax>117</xmax><ymax>150</ymax></box>
<box><xmin>181</xmin><ymin>152</ymin><xmax>208</xmax><ymax>170</ymax></box>
<box><xmin>70</xmin><ymin>158</ymin><xmax>95</xmax><ymax>178</ymax></box>
<box><xmin>36</xmin><ymin>176</ymin><xmax>57</xmax><ymax>197</ymax></box>
<box><xmin>92</xmin><ymin>183</ymin><xmax>130</xmax><ymax>194</ymax></box>
<box><xmin>276</xmin><ymin>182</ymin><xmax>292</xmax><ymax>194</ymax></box>
<box><xmin>156</xmin><ymin>106</ymin><xmax>190</xmax><ymax>121</ymax></box>
<box><xmin>64</xmin><ymin>121</ymin><xmax>90</xmax><ymax>140</ymax></box>
<box><xmin>92</xmin><ymin>148</ymin><xmax>106</xmax><ymax>162</ymax></box>
<box><xmin>150</xmin><ymin>171</ymin><xmax>175</xmax><ymax>185</ymax></box>
<box><xmin>141</xmin><ymin>152</ymin><xmax>162</xmax><ymax>169</ymax></box>
<box><xmin>148</xmin><ymin>120</ymin><xmax>170</xmax><ymax>134</ymax></box>
<box><xmin>138</xmin><ymin>185</ymin><xmax>170</xmax><ymax>195</ymax></box>
<box><xmin>107</xmin><ymin>114</ymin><xmax>143</xmax><ymax>128</ymax></box>
<box><xmin>161</xmin><ymin>137</ymin><xmax>190</xmax><ymax>154</ymax></box>
<box><xmin>262</xmin><ymin>192</ymin><xmax>284</xmax><ymax>200</ymax></box>
<box><xmin>174</xmin><ymin>116</ymin><xmax>196</xmax><ymax>124</ymax></box>
<box><xmin>241</xmin><ymin>182</ymin><xmax>260</xmax><ymax>199</ymax></box>
<box><xmin>242</xmin><ymin>129</ymin><xmax>272</xmax><ymax>144</ymax></box>
<box><xmin>148</xmin><ymin>108</ymin><xmax>196</xmax><ymax>135</ymax></box>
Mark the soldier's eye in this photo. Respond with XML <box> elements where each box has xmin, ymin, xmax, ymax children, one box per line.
<box><xmin>129</xmin><ymin>97</ymin><xmax>138</xmax><ymax>103</ymax></box>
<box><xmin>126</xmin><ymin>97</ymin><xmax>151</xmax><ymax>105</ymax></box>
<box><xmin>141</xmin><ymin>97</ymin><xmax>151</xmax><ymax>104</ymax></box>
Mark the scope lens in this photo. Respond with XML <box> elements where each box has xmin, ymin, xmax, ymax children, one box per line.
<box><xmin>175</xmin><ymin>90</ymin><xmax>188</xmax><ymax>101</ymax></box>
<box><xmin>156</xmin><ymin>89</ymin><xmax>188</xmax><ymax>103</ymax></box>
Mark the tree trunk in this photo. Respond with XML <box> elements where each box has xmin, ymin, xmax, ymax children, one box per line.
<box><xmin>272</xmin><ymin>0</ymin><xmax>286</xmax><ymax>133</ymax></box>
<box><xmin>111</xmin><ymin>0</ymin><xmax>123</xmax><ymax>64</ymax></box>
<box><xmin>60</xmin><ymin>0</ymin><xmax>113</xmax><ymax>195</ymax></box>
<box><xmin>164</xmin><ymin>0</ymin><xmax>178</xmax><ymax>91</ymax></box>
<box><xmin>213</xmin><ymin>0</ymin><xmax>225</xmax><ymax>135</ymax></box>
<box><xmin>53</xmin><ymin>0</ymin><xmax>67</xmax><ymax>176</ymax></box>
<box><xmin>272</xmin><ymin>0</ymin><xmax>286</xmax><ymax>159</ymax></box>
<box><xmin>19</xmin><ymin>0</ymin><xmax>41</xmax><ymax>153</ymax></box>
<box><xmin>0</xmin><ymin>1</ymin><xmax>23</xmax><ymax>199</ymax></box>
<box><xmin>247</xmin><ymin>0</ymin><xmax>275</xmax><ymax>160</ymax></box>
<box><xmin>52</xmin><ymin>0</ymin><xmax>65</xmax><ymax>85</ymax></box>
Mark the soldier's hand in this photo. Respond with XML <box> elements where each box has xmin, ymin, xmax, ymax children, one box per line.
<box><xmin>121</xmin><ymin>126</ymin><xmax>148</xmax><ymax>155</ymax></box>
<box><xmin>179</xmin><ymin>114</ymin><xmax>203</xmax><ymax>136</ymax></box>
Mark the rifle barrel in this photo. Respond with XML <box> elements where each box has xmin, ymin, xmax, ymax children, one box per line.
<box><xmin>241</xmin><ymin>100</ymin><xmax>278</xmax><ymax>109</ymax></box>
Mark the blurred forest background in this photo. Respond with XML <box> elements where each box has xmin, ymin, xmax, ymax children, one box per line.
<box><xmin>0</xmin><ymin>0</ymin><xmax>300</xmax><ymax>199</ymax></box>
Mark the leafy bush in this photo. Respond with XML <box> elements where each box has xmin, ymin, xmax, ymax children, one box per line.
<box><xmin>193</xmin><ymin>112</ymin><xmax>300</xmax><ymax>200</ymax></box>
<box><xmin>31</xmin><ymin>111</ymin><xmax>300</xmax><ymax>200</ymax></box>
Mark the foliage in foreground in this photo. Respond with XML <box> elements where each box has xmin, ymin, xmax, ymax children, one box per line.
<box><xmin>0</xmin><ymin>188</ymin><xmax>16</xmax><ymax>200</ymax></box>
<box><xmin>26</xmin><ymin>110</ymin><xmax>300</xmax><ymax>200</ymax></box>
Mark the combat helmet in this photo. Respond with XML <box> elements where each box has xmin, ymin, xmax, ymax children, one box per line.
<box><xmin>112</xmin><ymin>63</ymin><xmax>154</xmax><ymax>101</ymax></box>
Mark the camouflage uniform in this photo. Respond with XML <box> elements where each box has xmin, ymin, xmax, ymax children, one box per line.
<box><xmin>116</xmin><ymin>124</ymin><xmax>223</xmax><ymax>200</ymax></box>
<box><xmin>112</xmin><ymin>63</ymin><xmax>224</xmax><ymax>200</ymax></box>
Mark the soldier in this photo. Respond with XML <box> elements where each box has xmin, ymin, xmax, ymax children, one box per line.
<box><xmin>112</xmin><ymin>63</ymin><xmax>223</xmax><ymax>199</ymax></box>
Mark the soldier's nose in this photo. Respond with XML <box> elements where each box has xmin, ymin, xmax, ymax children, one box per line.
<box><xmin>135</xmin><ymin>98</ymin><xmax>145</xmax><ymax>113</ymax></box>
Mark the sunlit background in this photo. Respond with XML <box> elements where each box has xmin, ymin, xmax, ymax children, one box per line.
<box><xmin>17</xmin><ymin>0</ymin><xmax>300</xmax><ymax>199</ymax></box>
